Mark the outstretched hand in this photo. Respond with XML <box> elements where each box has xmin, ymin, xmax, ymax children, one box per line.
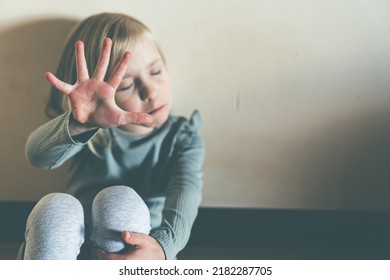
<box><xmin>92</xmin><ymin>231</ymin><xmax>165</xmax><ymax>260</ymax></box>
<box><xmin>45</xmin><ymin>38</ymin><xmax>153</xmax><ymax>133</ymax></box>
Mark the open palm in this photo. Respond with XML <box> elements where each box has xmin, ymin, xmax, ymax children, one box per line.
<box><xmin>45</xmin><ymin>38</ymin><xmax>153</xmax><ymax>129</ymax></box>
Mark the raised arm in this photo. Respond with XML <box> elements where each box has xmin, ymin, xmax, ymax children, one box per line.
<box><xmin>25</xmin><ymin>111</ymin><xmax>90</xmax><ymax>169</ymax></box>
<box><xmin>45</xmin><ymin>38</ymin><xmax>153</xmax><ymax>137</ymax></box>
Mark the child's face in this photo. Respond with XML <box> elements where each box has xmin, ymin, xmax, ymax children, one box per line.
<box><xmin>115</xmin><ymin>39</ymin><xmax>172</xmax><ymax>135</ymax></box>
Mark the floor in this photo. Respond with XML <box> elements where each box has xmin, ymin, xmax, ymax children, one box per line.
<box><xmin>0</xmin><ymin>243</ymin><xmax>272</xmax><ymax>260</ymax></box>
<box><xmin>0</xmin><ymin>243</ymin><xmax>20</xmax><ymax>260</ymax></box>
<box><xmin>1</xmin><ymin>243</ymin><xmax>388</xmax><ymax>260</ymax></box>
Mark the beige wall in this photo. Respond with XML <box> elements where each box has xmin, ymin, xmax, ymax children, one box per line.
<box><xmin>1</xmin><ymin>0</ymin><xmax>390</xmax><ymax>211</ymax></box>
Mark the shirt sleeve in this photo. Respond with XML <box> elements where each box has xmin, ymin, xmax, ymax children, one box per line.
<box><xmin>149</xmin><ymin>111</ymin><xmax>205</xmax><ymax>259</ymax></box>
<box><xmin>25</xmin><ymin>111</ymin><xmax>99</xmax><ymax>169</ymax></box>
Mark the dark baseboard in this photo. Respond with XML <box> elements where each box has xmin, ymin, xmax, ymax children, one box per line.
<box><xmin>0</xmin><ymin>201</ymin><xmax>35</xmax><ymax>243</ymax></box>
<box><xmin>1</xmin><ymin>201</ymin><xmax>390</xmax><ymax>259</ymax></box>
<box><xmin>191</xmin><ymin>207</ymin><xmax>390</xmax><ymax>248</ymax></box>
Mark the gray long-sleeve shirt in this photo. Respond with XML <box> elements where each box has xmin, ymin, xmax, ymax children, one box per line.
<box><xmin>25</xmin><ymin>110</ymin><xmax>205</xmax><ymax>259</ymax></box>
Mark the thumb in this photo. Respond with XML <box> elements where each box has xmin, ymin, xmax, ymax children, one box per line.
<box><xmin>121</xmin><ymin>111</ymin><xmax>154</xmax><ymax>126</ymax></box>
<box><xmin>122</xmin><ymin>231</ymin><xmax>147</xmax><ymax>247</ymax></box>
<box><xmin>45</xmin><ymin>72</ymin><xmax>73</xmax><ymax>95</ymax></box>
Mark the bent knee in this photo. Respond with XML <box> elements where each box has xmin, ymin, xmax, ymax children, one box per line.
<box><xmin>27</xmin><ymin>193</ymin><xmax>84</xmax><ymax>225</ymax></box>
<box><xmin>93</xmin><ymin>186</ymin><xmax>147</xmax><ymax>211</ymax></box>
<box><xmin>38</xmin><ymin>193</ymin><xmax>83</xmax><ymax>212</ymax></box>
<box><xmin>94</xmin><ymin>185</ymin><xmax>138</xmax><ymax>200</ymax></box>
<box><xmin>92</xmin><ymin>186</ymin><xmax>151</xmax><ymax>234</ymax></box>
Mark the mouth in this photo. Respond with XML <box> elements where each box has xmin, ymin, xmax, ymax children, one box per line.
<box><xmin>148</xmin><ymin>104</ymin><xmax>165</xmax><ymax>115</ymax></box>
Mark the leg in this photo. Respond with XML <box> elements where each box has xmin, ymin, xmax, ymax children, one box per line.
<box><xmin>90</xmin><ymin>186</ymin><xmax>151</xmax><ymax>253</ymax></box>
<box><xmin>24</xmin><ymin>193</ymin><xmax>84</xmax><ymax>260</ymax></box>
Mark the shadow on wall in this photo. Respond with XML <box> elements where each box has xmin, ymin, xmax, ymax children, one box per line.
<box><xmin>0</xmin><ymin>18</ymin><xmax>78</xmax><ymax>200</ymax></box>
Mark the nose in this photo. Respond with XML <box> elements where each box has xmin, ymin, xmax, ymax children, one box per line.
<box><xmin>140</xmin><ymin>80</ymin><xmax>157</xmax><ymax>101</ymax></box>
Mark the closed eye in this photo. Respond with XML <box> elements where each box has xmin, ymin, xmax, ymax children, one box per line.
<box><xmin>117</xmin><ymin>83</ymin><xmax>134</xmax><ymax>91</ymax></box>
<box><xmin>151</xmin><ymin>70</ymin><xmax>161</xmax><ymax>76</ymax></box>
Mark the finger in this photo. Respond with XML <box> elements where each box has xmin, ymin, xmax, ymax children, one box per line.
<box><xmin>75</xmin><ymin>41</ymin><xmax>89</xmax><ymax>81</ymax></box>
<box><xmin>107</xmin><ymin>51</ymin><xmax>131</xmax><ymax>89</ymax></box>
<box><xmin>93</xmin><ymin>248</ymin><xmax>125</xmax><ymax>260</ymax></box>
<box><xmin>45</xmin><ymin>72</ymin><xmax>73</xmax><ymax>95</ymax></box>
<box><xmin>93</xmin><ymin>38</ymin><xmax>112</xmax><ymax>80</ymax></box>
<box><xmin>121</xmin><ymin>231</ymin><xmax>133</xmax><ymax>244</ymax></box>
<box><xmin>122</xmin><ymin>231</ymin><xmax>148</xmax><ymax>247</ymax></box>
<box><xmin>92</xmin><ymin>248</ymin><xmax>107</xmax><ymax>260</ymax></box>
<box><xmin>119</xmin><ymin>112</ymin><xmax>154</xmax><ymax>126</ymax></box>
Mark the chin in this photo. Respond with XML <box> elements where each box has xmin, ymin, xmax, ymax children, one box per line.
<box><xmin>153</xmin><ymin>115</ymin><xmax>169</xmax><ymax>127</ymax></box>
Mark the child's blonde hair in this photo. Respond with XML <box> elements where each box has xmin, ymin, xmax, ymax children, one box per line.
<box><xmin>45</xmin><ymin>12</ymin><xmax>165</xmax><ymax>118</ymax></box>
<box><xmin>45</xmin><ymin>13</ymin><xmax>166</xmax><ymax>156</ymax></box>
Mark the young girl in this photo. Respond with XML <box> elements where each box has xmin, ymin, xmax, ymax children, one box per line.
<box><xmin>20</xmin><ymin>12</ymin><xmax>204</xmax><ymax>260</ymax></box>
